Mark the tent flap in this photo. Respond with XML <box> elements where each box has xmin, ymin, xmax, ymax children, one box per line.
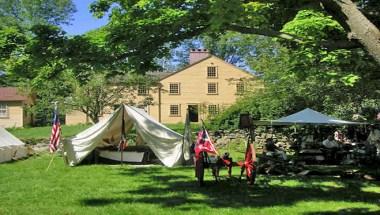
<box><xmin>0</xmin><ymin>127</ymin><xmax>27</xmax><ymax>163</ymax></box>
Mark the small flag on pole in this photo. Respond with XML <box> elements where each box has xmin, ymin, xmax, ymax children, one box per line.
<box><xmin>194</xmin><ymin>126</ymin><xmax>218</xmax><ymax>158</ymax></box>
<box><xmin>49</xmin><ymin>103</ymin><xmax>61</xmax><ymax>153</ymax></box>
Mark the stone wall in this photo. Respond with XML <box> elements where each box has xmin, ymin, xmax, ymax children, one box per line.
<box><xmin>209</xmin><ymin>129</ymin><xmax>293</xmax><ymax>153</ymax></box>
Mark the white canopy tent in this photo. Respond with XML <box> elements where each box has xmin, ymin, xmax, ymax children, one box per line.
<box><xmin>64</xmin><ymin>105</ymin><xmax>188</xmax><ymax>167</ymax></box>
<box><xmin>254</xmin><ymin>108</ymin><xmax>364</xmax><ymax>126</ymax></box>
<box><xmin>0</xmin><ymin>127</ymin><xmax>28</xmax><ymax>163</ymax></box>
<box><xmin>273</xmin><ymin>108</ymin><xmax>362</xmax><ymax>125</ymax></box>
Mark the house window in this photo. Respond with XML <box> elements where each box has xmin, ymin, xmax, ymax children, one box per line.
<box><xmin>169</xmin><ymin>83</ymin><xmax>180</xmax><ymax>95</ymax></box>
<box><xmin>0</xmin><ymin>103</ymin><xmax>8</xmax><ymax>118</ymax></box>
<box><xmin>236</xmin><ymin>82</ymin><xmax>245</xmax><ymax>94</ymax></box>
<box><xmin>169</xmin><ymin>104</ymin><xmax>180</xmax><ymax>116</ymax></box>
<box><xmin>207</xmin><ymin>66</ymin><xmax>217</xmax><ymax>78</ymax></box>
<box><xmin>208</xmin><ymin>105</ymin><xmax>219</xmax><ymax>115</ymax></box>
<box><xmin>207</xmin><ymin>83</ymin><xmax>218</xmax><ymax>94</ymax></box>
<box><xmin>137</xmin><ymin>85</ymin><xmax>148</xmax><ymax>96</ymax></box>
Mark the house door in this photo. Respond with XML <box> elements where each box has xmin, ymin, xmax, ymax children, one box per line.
<box><xmin>188</xmin><ymin>105</ymin><xmax>199</xmax><ymax>122</ymax></box>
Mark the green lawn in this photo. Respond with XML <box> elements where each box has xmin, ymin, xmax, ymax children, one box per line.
<box><xmin>6</xmin><ymin>123</ymin><xmax>194</xmax><ymax>141</ymax></box>
<box><xmin>1</xmin><ymin>155</ymin><xmax>380</xmax><ymax>215</ymax></box>
<box><xmin>7</xmin><ymin>124</ymin><xmax>91</xmax><ymax>140</ymax></box>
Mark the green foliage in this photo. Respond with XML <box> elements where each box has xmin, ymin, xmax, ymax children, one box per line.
<box><xmin>0</xmin><ymin>0</ymin><xmax>76</xmax><ymax>27</ymax></box>
<box><xmin>1</xmin><ymin>23</ymin><xmax>118</xmax><ymax>125</ymax></box>
<box><xmin>282</xmin><ymin>10</ymin><xmax>345</xmax><ymax>40</ymax></box>
<box><xmin>90</xmin><ymin>0</ymin><xmax>380</xmax><ymax>72</ymax></box>
<box><xmin>70</xmin><ymin>73</ymin><xmax>122</xmax><ymax>123</ymax></box>
<box><xmin>1</xmin><ymin>0</ymin><xmax>378</xmax><ymax>130</ymax></box>
<box><xmin>70</xmin><ymin>72</ymin><xmax>160</xmax><ymax>123</ymax></box>
<box><xmin>202</xmin><ymin>31</ymin><xmax>259</xmax><ymax>67</ymax></box>
<box><xmin>89</xmin><ymin>0</ymin><xmax>280</xmax><ymax>71</ymax></box>
<box><xmin>209</xmin><ymin>25</ymin><xmax>379</xmax><ymax>129</ymax></box>
<box><xmin>165</xmin><ymin>122</ymin><xmax>202</xmax><ymax>135</ymax></box>
<box><xmin>90</xmin><ymin>0</ymin><xmax>211</xmax><ymax>71</ymax></box>
<box><xmin>0</xmin><ymin>26</ymin><xmax>27</xmax><ymax>60</ymax></box>
<box><xmin>21</xmin><ymin>74</ymin><xmax>76</xmax><ymax>126</ymax></box>
<box><xmin>328</xmin><ymin>99</ymin><xmax>380</xmax><ymax>122</ymax></box>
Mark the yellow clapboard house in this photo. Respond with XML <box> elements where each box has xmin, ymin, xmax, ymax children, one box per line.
<box><xmin>66</xmin><ymin>49</ymin><xmax>262</xmax><ymax>125</ymax></box>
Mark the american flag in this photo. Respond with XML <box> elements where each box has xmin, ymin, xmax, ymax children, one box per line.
<box><xmin>194</xmin><ymin>127</ymin><xmax>218</xmax><ymax>158</ymax></box>
<box><xmin>49</xmin><ymin>106</ymin><xmax>61</xmax><ymax>153</ymax></box>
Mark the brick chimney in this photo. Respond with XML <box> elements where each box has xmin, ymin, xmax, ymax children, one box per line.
<box><xmin>189</xmin><ymin>48</ymin><xmax>210</xmax><ymax>64</ymax></box>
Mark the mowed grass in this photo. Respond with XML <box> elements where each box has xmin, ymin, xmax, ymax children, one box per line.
<box><xmin>5</xmin><ymin>123</ymin><xmax>193</xmax><ymax>141</ymax></box>
<box><xmin>7</xmin><ymin>124</ymin><xmax>91</xmax><ymax>140</ymax></box>
<box><xmin>1</xmin><ymin>155</ymin><xmax>380</xmax><ymax>215</ymax></box>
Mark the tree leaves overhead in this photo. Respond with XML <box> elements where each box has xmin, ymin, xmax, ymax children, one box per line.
<box><xmin>91</xmin><ymin>0</ymin><xmax>214</xmax><ymax>71</ymax></box>
<box><xmin>282</xmin><ymin>10</ymin><xmax>345</xmax><ymax>41</ymax></box>
<box><xmin>90</xmin><ymin>0</ymin><xmax>290</xmax><ymax>71</ymax></box>
<box><xmin>91</xmin><ymin>0</ymin><xmax>380</xmax><ymax>70</ymax></box>
<box><xmin>0</xmin><ymin>0</ymin><xmax>76</xmax><ymax>27</ymax></box>
<box><xmin>0</xmin><ymin>0</ymin><xmax>77</xmax><ymax>86</ymax></box>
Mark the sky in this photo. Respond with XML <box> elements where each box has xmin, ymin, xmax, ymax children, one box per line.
<box><xmin>61</xmin><ymin>0</ymin><xmax>108</xmax><ymax>35</ymax></box>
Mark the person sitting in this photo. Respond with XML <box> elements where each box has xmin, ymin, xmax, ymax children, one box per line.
<box><xmin>321</xmin><ymin>135</ymin><xmax>340</xmax><ymax>163</ymax></box>
<box><xmin>367</xmin><ymin>125</ymin><xmax>380</xmax><ymax>157</ymax></box>
<box><xmin>322</xmin><ymin>135</ymin><xmax>339</xmax><ymax>149</ymax></box>
<box><xmin>265</xmin><ymin>138</ymin><xmax>287</xmax><ymax>160</ymax></box>
<box><xmin>301</xmin><ymin>133</ymin><xmax>315</xmax><ymax>149</ymax></box>
<box><xmin>289</xmin><ymin>132</ymin><xmax>302</xmax><ymax>152</ymax></box>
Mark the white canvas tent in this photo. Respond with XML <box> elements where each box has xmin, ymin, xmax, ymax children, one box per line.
<box><xmin>64</xmin><ymin>105</ymin><xmax>188</xmax><ymax>167</ymax></box>
<box><xmin>0</xmin><ymin>127</ymin><xmax>28</xmax><ymax>163</ymax></box>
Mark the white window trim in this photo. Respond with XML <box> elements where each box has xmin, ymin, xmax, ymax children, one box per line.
<box><xmin>206</xmin><ymin>66</ymin><xmax>218</xmax><ymax>79</ymax></box>
<box><xmin>208</xmin><ymin>104</ymin><xmax>219</xmax><ymax>115</ymax></box>
<box><xmin>169</xmin><ymin>83</ymin><xmax>181</xmax><ymax>95</ymax></box>
<box><xmin>169</xmin><ymin>104</ymin><xmax>181</xmax><ymax>117</ymax></box>
<box><xmin>0</xmin><ymin>103</ymin><xmax>9</xmax><ymax>118</ymax></box>
<box><xmin>207</xmin><ymin>82</ymin><xmax>218</xmax><ymax>95</ymax></box>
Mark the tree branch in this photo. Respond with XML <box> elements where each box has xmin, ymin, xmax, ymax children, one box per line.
<box><xmin>319</xmin><ymin>0</ymin><xmax>380</xmax><ymax>65</ymax></box>
<box><xmin>320</xmin><ymin>39</ymin><xmax>361</xmax><ymax>50</ymax></box>
<box><xmin>227</xmin><ymin>24</ymin><xmax>361</xmax><ymax>51</ymax></box>
<box><xmin>227</xmin><ymin>24</ymin><xmax>304</xmax><ymax>43</ymax></box>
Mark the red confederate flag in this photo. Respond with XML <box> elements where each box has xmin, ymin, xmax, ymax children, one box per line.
<box><xmin>195</xmin><ymin>128</ymin><xmax>218</xmax><ymax>158</ymax></box>
<box><xmin>49</xmin><ymin>106</ymin><xmax>61</xmax><ymax>153</ymax></box>
<box><xmin>244</xmin><ymin>144</ymin><xmax>255</xmax><ymax>177</ymax></box>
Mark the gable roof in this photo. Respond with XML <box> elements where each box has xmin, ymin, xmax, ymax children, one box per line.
<box><xmin>159</xmin><ymin>54</ymin><xmax>255</xmax><ymax>81</ymax></box>
<box><xmin>0</xmin><ymin>87</ymin><xmax>27</xmax><ymax>101</ymax></box>
<box><xmin>146</xmin><ymin>71</ymin><xmax>174</xmax><ymax>80</ymax></box>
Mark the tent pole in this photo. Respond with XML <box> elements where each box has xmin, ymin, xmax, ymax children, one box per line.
<box><xmin>120</xmin><ymin>104</ymin><xmax>125</xmax><ymax>166</ymax></box>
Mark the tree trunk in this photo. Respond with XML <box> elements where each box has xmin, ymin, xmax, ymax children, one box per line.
<box><xmin>321</xmin><ymin>0</ymin><xmax>380</xmax><ymax>65</ymax></box>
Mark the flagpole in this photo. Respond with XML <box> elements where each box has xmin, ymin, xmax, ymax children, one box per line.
<box><xmin>200</xmin><ymin>119</ymin><xmax>219</xmax><ymax>155</ymax></box>
<box><xmin>46</xmin><ymin>152</ymin><xmax>56</xmax><ymax>171</ymax></box>
<box><xmin>46</xmin><ymin>101</ymin><xmax>59</xmax><ymax>171</ymax></box>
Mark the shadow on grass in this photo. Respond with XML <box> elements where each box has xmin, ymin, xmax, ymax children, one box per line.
<box><xmin>304</xmin><ymin>207</ymin><xmax>380</xmax><ymax>214</ymax></box>
<box><xmin>81</xmin><ymin>167</ymin><xmax>380</xmax><ymax>211</ymax></box>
